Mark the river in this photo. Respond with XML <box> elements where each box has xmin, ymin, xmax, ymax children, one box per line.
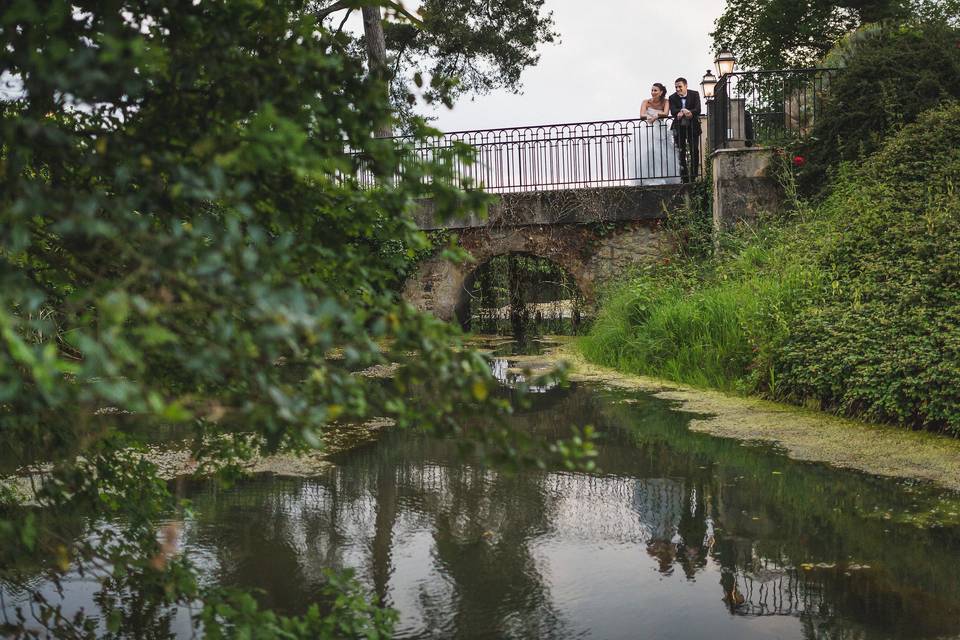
<box><xmin>5</xmin><ymin>340</ymin><xmax>960</xmax><ymax>639</ymax></box>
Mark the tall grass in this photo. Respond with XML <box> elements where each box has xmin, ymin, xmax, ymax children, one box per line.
<box><xmin>579</xmin><ymin>222</ymin><xmax>823</xmax><ymax>393</ymax></box>
<box><xmin>581</xmin><ymin>278</ymin><xmax>755</xmax><ymax>390</ymax></box>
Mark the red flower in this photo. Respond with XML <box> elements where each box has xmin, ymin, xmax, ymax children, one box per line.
<box><xmin>792</xmin><ymin>155</ymin><xmax>806</xmax><ymax>167</ymax></box>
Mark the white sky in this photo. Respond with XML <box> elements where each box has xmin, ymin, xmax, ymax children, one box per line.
<box><xmin>2</xmin><ymin>1</ymin><xmax>727</xmax><ymax>132</ymax></box>
<box><xmin>424</xmin><ymin>0</ymin><xmax>726</xmax><ymax>132</ymax></box>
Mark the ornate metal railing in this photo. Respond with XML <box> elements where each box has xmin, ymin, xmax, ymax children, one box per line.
<box><xmin>354</xmin><ymin>116</ymin><xmax>703</xmax><ymax>194</ymax></box>
<box><xmin>711</xmin><ymin>68</ymin><xmax>837</xmax><ymax>150</ymax></box>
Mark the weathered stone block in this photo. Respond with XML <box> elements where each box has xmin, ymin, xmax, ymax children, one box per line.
<box><xmin>711</xmin><ymin>147</ymin><xmax>784</xmax><ymax>233</ymax></box>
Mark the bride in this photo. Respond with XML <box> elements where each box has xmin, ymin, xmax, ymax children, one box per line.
<box><xmin>636</xmin><ymin>83</ymin><xmax>680</xmax><ymax>185</ymax></box>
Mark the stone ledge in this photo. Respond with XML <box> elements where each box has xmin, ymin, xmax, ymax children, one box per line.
<box><xmin>414</xmin><ymin>184</ymin><xmax>689</xmax><ymax>230</ymax></box>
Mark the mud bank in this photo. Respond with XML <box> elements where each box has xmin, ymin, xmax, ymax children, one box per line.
<box><xmin>2</xmin><ymin>418</ymin><xmax>394</xmax><ymax>505</ymax></box>
<box><xmin>146</xmin><ymin>417</ymin><xmax>395</xmax><ymax>480</ymax></box>
<box><xmin>536</xmin><ymin>339</ymin><xmax>960</xmax><ymax>492</ymax></box>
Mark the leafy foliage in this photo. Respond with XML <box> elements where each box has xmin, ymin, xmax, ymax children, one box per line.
<box><xmin>776</xmin><ymin>103</ymin><xmax>960</xmax><ymax>431</ymax></box>
<box><xmin>797</xmin><ymin>21</ymin><xmax>960</xmax><ymax>194</ymax></box>
<box><xmin>315</xmin><ymin>0</ymin><xmax>558</xmax><ymax>126</ymax></box>
<box><xmin>711</xmin><ymin>0</ymin><xmax>862</xmax><ymax>70</ymax></box>
<box><xmin>710</xmin><ymin>0</ymin><xmax>959</xmax><ymax>71</ymax></box>
<box><xmin>0</xmin><ymin>1</ymin><xmax>593</xmax><ymax>636</ymax></box>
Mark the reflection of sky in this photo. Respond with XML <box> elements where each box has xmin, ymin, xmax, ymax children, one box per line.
<box><xmin>0</xmin><ymin>464</ymin><xmax>824</xmax><ymax>640</ymax></box>
<box><xmin>0</xmin><ymin>522</ymin><xmax>198</xmax><ymax>638</ymax></box>
<box><xmin>489</xmin><ymin>357</ymin><xmax>558</xmax><ymax>393</ymax></box>
<box><xmin>0</xmin><ymin>71</ymin><xmax>25</xmax><ymax>103</ymax></box>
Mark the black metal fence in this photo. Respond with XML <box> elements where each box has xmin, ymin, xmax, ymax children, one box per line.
<box><xmin>354</xmin><ymin>117</ymin><xmax>703</xmax><ymax>194</ymax></box>
<box><xmin>711</xmin><ymin>68</ymin><xmax>836</xmax><ymax>150</ymax></box>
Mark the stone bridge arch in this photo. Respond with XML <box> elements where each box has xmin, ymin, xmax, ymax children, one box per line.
<box><xmin>403</xmin><ymin>221</ymin><xmax>668</xmax><ymax>324</ymax></box>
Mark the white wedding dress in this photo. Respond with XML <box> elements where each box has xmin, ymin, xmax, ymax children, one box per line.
<box><xmin>635</xmin><ymin>107</ymin><xmax>681</xmax><ymax>185</ymax></box>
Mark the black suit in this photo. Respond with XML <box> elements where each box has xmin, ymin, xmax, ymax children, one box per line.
<box><xmin>669</xmin><ymin>89</ymin><xmax>702</xmax><ymax>181</ymax></box>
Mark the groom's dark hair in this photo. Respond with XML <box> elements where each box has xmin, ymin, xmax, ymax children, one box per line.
<box><xmin>675</xmin><ymin>77</ymin><xmax>688</xmax><ymax>86</ymax></box>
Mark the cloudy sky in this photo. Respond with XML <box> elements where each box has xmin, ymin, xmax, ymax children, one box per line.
<box><xmin>425</xmin><ymin>0</ymin><xmax>727</xmax><ymax>132</ymax></box>
<box><xmin>1</xmin><ymin>1</ymin><xmax>727</xmax><ymax>130</ymax></box>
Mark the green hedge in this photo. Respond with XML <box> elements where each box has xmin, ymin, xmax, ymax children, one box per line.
<box><xmin>775</xmin><ymin>103</ymin><xmax>960</xmax><ymax>431</ymax></box>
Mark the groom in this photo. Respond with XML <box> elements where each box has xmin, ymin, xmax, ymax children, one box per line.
<box><xmin>669</xmin><ymin>77</ymin><xmax>702</xmax><ymax>182</ymax></box>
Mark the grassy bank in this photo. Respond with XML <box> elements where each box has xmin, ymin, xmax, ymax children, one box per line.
<box><xmin>580</xmin><ymin>103</ymin><xmax>960</xmax><ymax>434</ymax></box>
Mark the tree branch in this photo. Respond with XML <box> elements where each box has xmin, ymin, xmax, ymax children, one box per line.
<box><xmin>315</xmin><ymin>0</ymin><xmax>353</xmax><ymax>21</ymax></box>
<box><xmin>334</xmin><ymin>7</ymin><xmax>355</xmax><ymax>36</ymax></box>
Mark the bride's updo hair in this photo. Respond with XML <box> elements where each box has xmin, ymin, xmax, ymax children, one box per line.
<box><xmin>652</xmin><ymin>83</ymin><xmax>667</xmax><ymax>100</ymax></box>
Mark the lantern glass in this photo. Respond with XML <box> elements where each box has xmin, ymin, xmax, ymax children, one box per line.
<box><xmin>715</xmin><ymin>49</ymin><xmax>736</xmax><ymax>76</ymax></box>
<box><xmin>701</xmin><ymin>70</ymin><xmax>717</xmax><ymax>99</ymax></box>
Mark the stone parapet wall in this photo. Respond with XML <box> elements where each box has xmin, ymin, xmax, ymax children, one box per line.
<box><xmin>413</xmin><ymin>184</ymin><xmax>688</xmax><ymax>230</ymax></box>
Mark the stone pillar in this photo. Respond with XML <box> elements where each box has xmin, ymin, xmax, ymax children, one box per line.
<box><xmin>711</xmin><ymin>147</ymin><xmax>783</xmax><ymax>234</ymax></box>
<box><xmin>722</xmin><ymin>98</ymin><xmax>749</xmax><ymax>148</ymax></box>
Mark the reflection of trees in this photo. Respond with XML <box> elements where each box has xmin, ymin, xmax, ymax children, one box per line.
<box><xmin>428</xmin><ymin>465</ymin><xmax>565</xmax><ymax>638</ymax></box>
<box><xmin>183</xmin><ymin>384</ymin><xmax>960</xmax><ymax>638</ymax></box>
<box><xmin>20</xmin><ymin>382</ymin><xmax>960</xmax><ymax>638</ymax></box>
<box><xmin>597</xmin><ymin>389</ymin><xmax>960</xmax><ymax>638</ymax></box>
<box><xmin>339</xmin><ymin>388</ymin><xmax>598</xmax><ymax>637</ymax></box>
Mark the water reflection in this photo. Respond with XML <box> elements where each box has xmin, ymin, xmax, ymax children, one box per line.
<box><xmin>178</xmin><ymin>384</ymin><xmax>960</xmax><ymax>639</ymax></box>
<box><xmin>6</xmin><ymin>382</ymin><xmax>960</xmax><ymax>639</ymax></box>
<box><xmin>488</xmin><ymin>357</ymin><xmax>558</xmax><ymax>392</ymax></box>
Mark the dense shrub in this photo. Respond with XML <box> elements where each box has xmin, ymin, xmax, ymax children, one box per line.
<box><xmin>775</xmin><ymin>103</ymin><xmax>960</xmax><ymax>431</ymax></box>
<box><xmin>798</xmin><ymin>22</ymin><xmax>960</xmax><ymax>195</ymax></box>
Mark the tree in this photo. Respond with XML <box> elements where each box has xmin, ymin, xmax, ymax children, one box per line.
<box><xmin>313</xmin><ymin>0</ymin><xmax>558</xmax><ymax>130</ymax></box>
<box><xmin>0</xmin><ymin>1</ymin><xmax>591</xmax><ymax>637</ymax></box>
<box><xmin>797</xmin><ymin>21</ymin><xmax>960</xmax><ymax>193</ymax></box>
<box><xmin>711</xmin><ymin>0</ymin><xmax>865</xmax><ymax>70</ymax></box>
<box><xmin>708</xmin><ymin>0</ymin><xmax>960</xmax><ymax>70</ymax></box>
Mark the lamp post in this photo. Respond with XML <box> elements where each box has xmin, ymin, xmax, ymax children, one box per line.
<box><xmin>700</xmin><ymin>69</ymin><xmax>718</xmax><ymax>157</ymax></box>
<box><xmin>712</xmin><ymin>49</ymin><xmax>742</xmax><ymax>149</ymax></box>
<box><xmin>715</xmin><ymin>49</ymin><xmax>736</xmax><ymax>77</ymax></box>
<box><xmin>699</xmin><ymin>68</ymin><xmax>718</xmax><ymax>168</ymax></box>
<box><xmin>700</xmin><ymin>69</ymin><xmax>717</xmax><ymax>102</ymax></box>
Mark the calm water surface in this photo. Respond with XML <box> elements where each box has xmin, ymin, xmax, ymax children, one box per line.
<box><xmin>6</xmin><ymin>346</ymin><xmax>960</xmax><ymax>639</ymax></box>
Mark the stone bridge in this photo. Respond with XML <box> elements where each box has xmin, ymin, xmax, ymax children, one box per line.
<box><xmin>402</xmin><ymin>184</ymin><xmax>690</xmax><ymax>324</ymax></box>
<box><xmin>397</xmin><ymin>106</ymin><xmax>793</xmax><ymax>326</ymax></box>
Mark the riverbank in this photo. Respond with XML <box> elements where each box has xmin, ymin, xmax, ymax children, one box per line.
<box><xmin>580</xmin><ymin>107</ymin><xmax>960</xmax><ymax>435</ymax></box>
<box><xmin>532</xmin><ymin>339</ymin><xmax>960</xmax><ymax>493</ymax></box>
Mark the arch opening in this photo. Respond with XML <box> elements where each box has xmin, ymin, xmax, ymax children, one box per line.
<box><xmin>456</xmin><ymin>253</ymin><xmax>586</xmax><ymax>337</ymax></box>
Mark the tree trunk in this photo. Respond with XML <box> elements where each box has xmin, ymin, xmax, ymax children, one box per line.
<box><xmin>508</xmin><ymin>254</ymin><xmax>527</xmax><ymax>339</ymax></box>
<box><xmin>362</xmin><ymin>5</ymin><xmax>393</xmax><ymax>138</ymax></box>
